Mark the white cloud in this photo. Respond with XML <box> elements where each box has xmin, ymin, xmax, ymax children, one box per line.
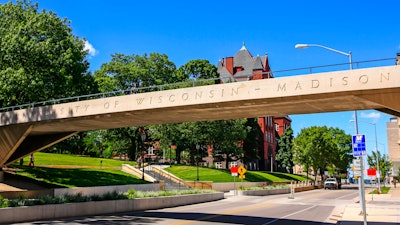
<box><xmin>84</xmin><ymin>40</ymin><xmax>98</xmax><ymax>57</ymax></box>
<box><xmin>360</xmin><ymin>111</ymin><xmax>381</xmax><ymax>120</ymax></box>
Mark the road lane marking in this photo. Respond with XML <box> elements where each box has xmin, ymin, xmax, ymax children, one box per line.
<box><xmin>335</xmin><ymin>191</ymin><xmax>358</xmax><ymax>199</ymax></box>
<box><xmin>300</xmin><ymin>191</ymin><xmax>330</xmax><ymax>199</ymax></box>
<box><xmin>167</xmin><ymin>202</ymin><xmax>274</xmax><ymax>225</ymax></box>
<box><xmin>261</xmin><ymin>205</ymin><xmax>318</xmax><ymax>225</ymax></box>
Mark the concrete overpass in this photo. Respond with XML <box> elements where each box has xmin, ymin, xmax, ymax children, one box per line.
<box><xmin>0</xmin><ymin>65</ymin><xmax>400</xmax><ymax>174</ymax></box>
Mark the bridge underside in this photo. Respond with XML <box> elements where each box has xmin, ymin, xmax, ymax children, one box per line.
<box><xmin>1</xmin><ymin>65</ymin><xmax>400</xmax><ymax>167</ymax></box>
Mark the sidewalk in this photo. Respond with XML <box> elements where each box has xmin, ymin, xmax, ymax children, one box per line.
<box><xmin>337</xmin><ymin>185</ymin><xmax>400</xmax><ymax>225</ymax></box>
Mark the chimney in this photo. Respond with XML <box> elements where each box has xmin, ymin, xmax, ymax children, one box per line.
<box><xmin>225</xmin><ymin>57</ymin><xmax>234</xmax><ymax>75</ymax></box>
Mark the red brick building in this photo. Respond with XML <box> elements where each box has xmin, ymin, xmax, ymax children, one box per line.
<box><xmin>217</xmin><ymin>44</ymin><xmax>291</xmax><ymax>171</ymax></box>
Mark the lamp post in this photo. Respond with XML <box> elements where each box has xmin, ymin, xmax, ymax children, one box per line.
<box><xmin>170</xmin><ymin>144</ymin><xmax>172</xmax><ymax>165</ymax></box>
<box><xmin>298</xmin><ymin>44</ymin><xmax>367</xmax><ymax>224</ymax></box>
<box><xmin>141</xmin><ymin>132</ymin><xmax>146</xmax><ymax>180</ymax></box>
<box><xmin>294</xmin><ymin>44</ymin><xmax>353</xmax><ymax>69</ymax></box>
<box><xmin>196</xmin><ymin>144</ymin><xmax>200</xmax><ymax>181</ymax></box>
<box><xmin>351</xmin><ymin>120</ymin><xmax>383</xmax><ymax>194</ymax></box>
<box><xmin>371</xmin><ymin>122</ymin><xmax>382</xmax><ymax>194</ymax></box>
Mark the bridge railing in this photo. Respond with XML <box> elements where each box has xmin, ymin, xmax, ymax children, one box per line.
<box><xmin>273</xmin><ymin>57</ymin><xmax>397</xmax><ymax>77</ymax></box>
<box><xmin>0</xmin><ymin>57</ymin><xmax>396</xmax><ymax>113</ymax></box>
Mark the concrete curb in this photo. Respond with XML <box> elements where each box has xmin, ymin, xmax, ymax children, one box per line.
<box><xmin>230</xmin><ymin>188</ymin><xmax>291</xmax><ymax>196</ymax></box>
<box><xmin>0</xmin><ymin>192</ymin><xmax>224</xmax><ymax>224</ymax></box>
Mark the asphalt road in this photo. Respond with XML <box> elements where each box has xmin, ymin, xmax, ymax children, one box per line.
<box><xmin>11</xmin><ymin>187</ymin><xmax>360</xmax><ymax>225</ymax></box>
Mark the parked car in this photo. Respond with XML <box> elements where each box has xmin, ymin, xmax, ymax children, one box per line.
<box><xmin>324</xmin><ymin>177</ymin><xmax>339</xmax><ymax>189</ymax></box>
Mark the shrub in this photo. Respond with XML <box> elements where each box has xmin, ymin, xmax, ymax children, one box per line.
<box><xmin>0</xmin><ymin>195</ymin><xmax>8</xmax><ymax>208</ymax></box>
<box><xmin>126</xmin><ymin>189</ymin><xmax>136</xmax><ymax>199</ymax></box>
<box><xmin>0</xmin><ymin>189</ymin><xmax>216</xmax><ymax>208</ymax></box>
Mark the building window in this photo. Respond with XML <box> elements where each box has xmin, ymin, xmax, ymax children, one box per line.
<box><xmin>148</xmin><ymin>146</ymin><xmax>154</xmax><ymax>155</ymax></box>
<box><xmin>230</xmin><ymin>161</ymin><xmax>238</xmax><ymax>168</ymax></box>
<box><xmin>275</xmin><ymin>123</ymin><xmax>279</xmax><ymax>132</ymax></box>
<box><xmin>215</xmin><ymin>162</ymin><xmax>223</xmax><ymax>169</ymax></box>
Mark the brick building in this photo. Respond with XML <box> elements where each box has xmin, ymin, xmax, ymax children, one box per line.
<box><xmin>217</xmin><ymin>44</ymin><xmax>291</xmax><ymax>171</ymax></box>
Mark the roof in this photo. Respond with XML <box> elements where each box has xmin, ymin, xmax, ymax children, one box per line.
<box><xmin>217</xmin><ymin>44</ymin><xmax>272</xmax><ymax>81</ymax></box>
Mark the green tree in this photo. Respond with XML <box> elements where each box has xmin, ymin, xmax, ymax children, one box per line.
<box><xmin>293</xmin><ymin>126</ymin><xmax>352</xmax><ymax>181</ymax></box>
<box><xmin>176</xmin><ymin>59</ymin><xmax>218</xmax><ymax>80</ymax></box>
<box><xmin>94</xmin><ymin>53</ymin><xmax>176</xmax><ymax>91</ymax></box>
<box><xmin>151</xmin><ymin>122</ymin><xmax>199</xmax><ymax>164</ymax></box>
<box><xmin>151</xmin><ymin>119</ymin><xmax>249</xmax><ymax>167</ymax></box>
<box><xmin>0</xmin><ymin>0</ymin><xmax>95</xmax><ymax>107</ymax></box>
<box><xmin>241</xmin><ymin>118</ymin><xmax>262</xmax><ymax>167</ymax></box>
<box><xmin>208</xmin><ymin>119</ymin><xmax>249</xmax><ymax>168</ymax></box>
<box><xmin>276</xmin><ymin>126</ymin><xmax>294</xmax><ymax>173</ymax></box>
<box><xmin>367</xmin><ymin>152</ymin><xmax>392</xmax><ymax>183</ymax></box>
<box><xmin>328</xmin><ymin>127</ymin><xmax>353</xmax><ymax>173</ymax></box>
<box><xmin>90</xmin><ymin>52</ymin><xmax>178</xmax><ymax>160</ymax></box>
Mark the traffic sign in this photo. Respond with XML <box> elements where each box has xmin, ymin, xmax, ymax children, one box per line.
<box><xmin>238</xmin><ymin>165</ymin><xmax>247</xmax><ymax>175</ymax></box>
<box><xmin>230</xmin><ymin>166</ymin><xmax>238</xmax><ymax>176</ymax></box>
<box><xmin>367</xmin><ymin>168</ymin><xmax>376</xmax><ymax>176</ymax></box>
<box><xmin>354</xmin><ymin>171</ymin><xmax>361</xmax><ymax>176</ymax></box>
<box><xmin>239</xmin><ymin>174</ymin><xmax>245</xmax><ymax>179</ymax></box>
<box><xmin>352</xmin><ymin>134</ymin><xmax>366</xmax><ymax>157</ymax></box>
<box><xmin>353</xmin><ymin>159</ymin><xmax>361</xmax><ymax>171</ymax></box>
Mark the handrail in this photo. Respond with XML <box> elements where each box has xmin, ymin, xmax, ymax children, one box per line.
<box><xmin>0</xmin><ymin>57</ymin><xmax>395</xmax><ymax>113</ymax></box>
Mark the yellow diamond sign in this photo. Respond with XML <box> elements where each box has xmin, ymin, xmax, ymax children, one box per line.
<box><xmin>238</xmin><ymin>165</ymin><xmax>247</xmax><ymax>175</ymax></box>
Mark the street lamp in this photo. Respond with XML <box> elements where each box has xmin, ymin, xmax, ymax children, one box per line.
<box><xmin>298</xmin><ymin>44</ymin><xmax>366</xmax><ymax>224</ymax></box>
<box><xmin>370</xmin><ymin>122</ymin><xmax>382</xmax><ymax>194</ymax></box>
<box><xmin>170</xmin><ymin>144</ymin><xmax>172</xmax><ymax>165</ymax></box>
<box><xmin>196</xmin><ymin>144</ymin><xmax>200</xmax><ymax>181</ymax></box>
<box><xmin>294</xmin><ymin>44</ymin><xmax>353</xmax><ymax>69</ymax></box>
<box><xmin>141</xmin><ymin>131</ymin><xmax>146</xmax><ymax>180</ymax></box>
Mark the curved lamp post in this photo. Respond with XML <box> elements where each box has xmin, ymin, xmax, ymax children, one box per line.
<box><xmin>294</xmin><ymin>44</ymin><xmax>353</xmax><ymax>69</ymax></box>
<box><xmin>297</xmin><ymin>43</ymin><xmax>367</xmax><ymax>224</ymax></box>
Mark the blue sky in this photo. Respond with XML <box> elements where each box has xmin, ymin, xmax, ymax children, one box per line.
<box><xmin>3</xmin><ymin>0</ymin><xmax>400</xmax><ymax>158</ymax></box>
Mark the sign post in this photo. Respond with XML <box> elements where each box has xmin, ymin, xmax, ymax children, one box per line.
<box><xmin>238</xmin><ymin>165</ymin><xmax>247</xmax><ymax>189</ymax></box>
<box><xmin>230</xmin><ymin>166</ymin><xmax>238</xmax><ymax>196</ymax></box>
<box><xmin>352</xmin><ymin>134</ymin><xmax>367</xmax><ymax>223</ymax></box>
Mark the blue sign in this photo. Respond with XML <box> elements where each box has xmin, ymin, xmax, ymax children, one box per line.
<box><xmin>352</xmin><ymin>134</ymin><xmax>366</xmax><ymax>157</ymax></box>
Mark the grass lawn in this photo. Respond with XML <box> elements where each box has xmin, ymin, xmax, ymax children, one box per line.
<box><xmin>165</xmin><ymin>165</ymin><xmax>311</xmax><ymax>183</ymax></box>
<box><xmin>9</xmin><ymin>153</ymin><xmax>310</xmax><ymax>187</ymax></box>
<box><xmin>369</xmin><ymin>186</ymin><xmax>391</xmax><ymax>194</ymax></box>
<box><xmin>12</xmin><ymin>166</ymin><xmax>147</xmax><ymax>188</ymax></box>
<box><xmin>9</xmin><ymin>152</ymin><xmax>146</xmax><ymax>188</ymax></box>
<box><xmin>21</xmin><ymin>152</ymin><xmax>136</xmax><ymax>168</ymax></box>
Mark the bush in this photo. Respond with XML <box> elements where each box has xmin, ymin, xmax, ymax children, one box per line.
<box><xmin>0</xmin><ymin>195</ymin><xmax>8</xmax><ymax>208</ymax></box>
<box><xmin>0</xmin><ymin>189</ymin><xmax>216</xmax><ymax>208</ymax></box>
<box><xmin>126</xmin><ymin>189</ymin><xmax>136</xmax><ymax>199</ymax></box>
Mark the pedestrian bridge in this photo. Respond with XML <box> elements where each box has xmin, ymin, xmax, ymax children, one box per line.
<box><xmin>1</xmin><ymin>65</ymin><xmax>400</xmax><ymax>167</ymax></box>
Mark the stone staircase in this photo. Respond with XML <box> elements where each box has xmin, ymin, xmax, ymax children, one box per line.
<box><xmin>122</xmin><ymin>164</ymin><xmax>190</xmax><ymax>190</ymax></box>
<box><xmin>145</xmin><ymin>168</ymin><xmax>188</xmax><ymax>190</ymax></box>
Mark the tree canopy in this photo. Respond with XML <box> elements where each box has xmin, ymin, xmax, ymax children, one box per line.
<box><xmin>176</xmin><ymin>59</ymin><xmax>218</xmax><ymax>80</ymax></box>
<box><xmin>367</xmin><ymin>151</ymin><xmax>391</xmax><ymax>181</ymax></box>
<box><xmin>276</xmin><ymin>126</ymin><xmax>294</xmax><ymax>173</ymax></box>
<box><xmin>94</xmin><ymin>53</ymin><xmax>176</xmax><ymax>92</ymax></box>
<box><xmin>0</xmin><ymin>0</ymin><xmax>95</xmax><ymax>107</ymax></box>
<box><xmin>293</xmin><ymin>126</ymin><xmax>352</xmax><ymax>179</ymax></box>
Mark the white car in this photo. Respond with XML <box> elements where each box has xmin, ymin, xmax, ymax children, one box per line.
<box><xmin>324</xmin><ymin>178</ymin><xmax>339</xmax><ymax>189</ymax></box>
